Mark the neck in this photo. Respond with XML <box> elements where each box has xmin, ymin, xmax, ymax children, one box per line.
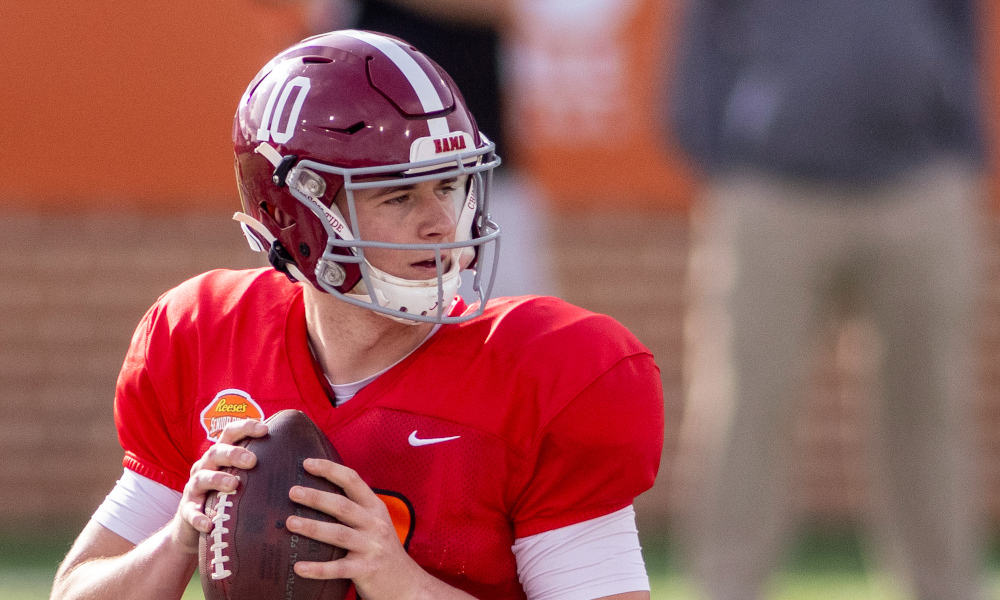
<box><xmin>302</xmin><ymin>285</ymin><xmax>435</xmax><ymax>385</ymax></box>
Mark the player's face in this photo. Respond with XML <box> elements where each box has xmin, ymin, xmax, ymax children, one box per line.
<box><xmin>336</xmin><ymin>176</ymin><xmax>464</xmax><ymax>280</ymax></box>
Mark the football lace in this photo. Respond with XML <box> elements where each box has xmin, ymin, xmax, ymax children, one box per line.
<box><xmin>208</xmin><ymin>492</ymin><xmax>234</xmax><ymax>580</ymax></box>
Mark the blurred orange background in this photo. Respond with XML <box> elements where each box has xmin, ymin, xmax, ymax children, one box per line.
<box><xmin>0</xmin><ymin>0</ymin><xmax>306</xmax><ymax>210</ymax></box>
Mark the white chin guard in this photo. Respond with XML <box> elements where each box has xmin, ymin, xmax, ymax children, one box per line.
<box><xmin>345</xmin><ymin>256</ymin><xmax>463</xmax><ymax>324</ymax></box>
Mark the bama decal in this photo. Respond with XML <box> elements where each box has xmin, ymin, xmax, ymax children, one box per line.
<box><xmin>200</xmin><ymin>389</ymin><xmax>265</xmax><ymax>441</ymax></box>
<box><xmin>433</xmin><ymin>134</ymin><xmax>467</xmax><ymax>154</ymax></box>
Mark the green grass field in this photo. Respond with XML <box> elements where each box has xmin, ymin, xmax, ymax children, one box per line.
<box><xmin>3</xmin><ymin>528</ymin><xmax>998</xmax><ymax>599</ymax></box>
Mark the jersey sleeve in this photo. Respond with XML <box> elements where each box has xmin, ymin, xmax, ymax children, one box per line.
<box><xmin>510</xmin><ymin>353</ymin><xmax>665</xmax><ymax>539</ymax></box>
<box><xmin>114</xmin><ymin>299</ymin><xmax>198</xmax><ymax>492</ymax></box>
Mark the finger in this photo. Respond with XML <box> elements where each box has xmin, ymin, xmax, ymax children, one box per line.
<box><xmin>181</xmin><ymin>470</ymin><xmax>240</xmax><ymax>530</ymax></box>
<box><xmin>191</xmin><ymin>443</ymin><xmax>257</xmax><ymax>474</ymax></box>
<box><xmin>285</xmin><ymin>515</ymin><xmax>362</xmax><ymax>552</ymax></box>
<box><xmin>302</xmin><ymin>459</ymin><xmax>383</xmax><ymax>510</ymax></box>
<box><xmin>288</xmin><ymin>485</ymin><xmax>369</xmax><ymax>530</ymax></box>
<box><xmin>180</xmin><ymin>498</ymin><xmax>215</xmax><ymax>533</ymax></box>
<box><xmin>218</xmin><ymin>419</ymin><xmax>268</xmax><ymax>445</ymax></box>
<box><xmin>293</xmin><ymin>556</ymin><xmax>356</xmax><ymax>580</ymax></box>
<box><xmin>189</xmin><ymin>469</ymin><xmax>241</xmax><ymax>497</ymax></box>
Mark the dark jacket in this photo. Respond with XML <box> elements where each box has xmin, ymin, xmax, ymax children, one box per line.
<box><xmin>669</xmin><ymin>0</ymin><xmax>985</xmax><ymax>183</ymax></box>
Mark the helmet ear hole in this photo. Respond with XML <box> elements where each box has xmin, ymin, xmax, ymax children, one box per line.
<box><xmin>259</xmin><ymin>201</ymin><xmax>297</xmax><ymax>230</ymax></box>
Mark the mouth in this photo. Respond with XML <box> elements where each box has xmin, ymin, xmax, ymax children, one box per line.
<box><xmin>411</xmin><ymin>257</ymin><xmax>451</xmax><ymax>275</ymax></box>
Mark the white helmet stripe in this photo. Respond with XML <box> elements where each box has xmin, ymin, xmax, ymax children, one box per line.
<box><xmin>334</xmin><ymin>30</ymin><xmax>451</xmax><ymax>137</ymax></box>
<box><xmin>426</xmin><ymin>116</ymin><xmax>450</xmax><ymax>137</ymax></box>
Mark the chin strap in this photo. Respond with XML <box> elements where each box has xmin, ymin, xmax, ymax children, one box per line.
<box><xmin>345</xmin><ymin>258</ymin><xmax>462</xmax><ymax>324</ymax></box>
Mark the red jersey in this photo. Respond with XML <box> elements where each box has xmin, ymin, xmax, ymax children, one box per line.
<box><xmin>115</xmin><ymin>268</ymin><xmax>664</xmax><ymax>599</ymax></box>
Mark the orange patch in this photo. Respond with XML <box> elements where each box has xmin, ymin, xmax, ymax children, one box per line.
<box><xmin>375</xmin><ymin>491</ymin><xmax>415</xmax><ymax>549</ymax></box>
<box><xmin>200</xmin><ymin>389</ymin><xmax>265</xmax><ymax>441</ymax></box>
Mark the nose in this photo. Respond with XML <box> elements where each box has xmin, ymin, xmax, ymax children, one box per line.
<box><xmin>415</xmin><ymin>186</ymin><xmax>457</xmax><ymax>241</ymax></box>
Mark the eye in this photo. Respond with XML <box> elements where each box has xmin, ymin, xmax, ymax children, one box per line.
<box><xmin>436</xmin><ymin>183</ymin><xmax>460</xmax><ymax>197</ymax></box>
<box><xmin>383</xmin><ymin>192</ymin><xmax>410</xmax><ymax>205</ymax></box>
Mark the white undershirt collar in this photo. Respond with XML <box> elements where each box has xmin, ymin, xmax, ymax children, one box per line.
<box><xmin>324</xmin><ymin>323</ymin><xmax>443</xmax><ymax>406</ymax></box>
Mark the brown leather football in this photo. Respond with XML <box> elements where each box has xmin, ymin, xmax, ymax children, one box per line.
<box><xmin>199</xmin><ymin>409</ymin><xmax>350</xmax><ymax>600</ymax></box>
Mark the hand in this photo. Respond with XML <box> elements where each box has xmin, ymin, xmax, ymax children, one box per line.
<box><xmin>171</xmin><ymin>419</ymin><xmax>269</xmax><ymax>554</ymax></box>
<box><xmin>285</xmin><ymin>459</ymin><xmax>429</xmax><ymax>600</ymax></box>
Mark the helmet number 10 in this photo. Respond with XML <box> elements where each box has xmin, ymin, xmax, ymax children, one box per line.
<box><xmin>255</xmin><ymin>75</ymin><xmax>312</xmax><ymax>145</ymax></box>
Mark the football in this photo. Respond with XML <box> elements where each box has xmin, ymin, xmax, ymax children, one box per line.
<box><xmin>199</xmin><ymin>409</ymin><xmax>351</xmax><ymax>600</ymax></box>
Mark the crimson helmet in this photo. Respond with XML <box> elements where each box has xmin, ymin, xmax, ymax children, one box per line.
<box><xmin>233</xmin><ymin>30</ymin><xmax>501</xmax><ymax>323</ymax></box>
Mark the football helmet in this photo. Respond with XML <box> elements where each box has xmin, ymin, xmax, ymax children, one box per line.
<box><xmin>233</xmin><ymin>30</ymin><xmax>501</xmax><ymax>324</ymax></box>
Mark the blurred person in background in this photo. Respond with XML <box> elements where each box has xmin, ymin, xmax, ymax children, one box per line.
<box><xmin>667</xmin><ymin>1</ymin><xmax>988</xmax><ymax>599</ymax></box>
<box><xmin>304</xmin><ymin>0</ymin><xmax>558</xmax><ymax>299</ymax></box>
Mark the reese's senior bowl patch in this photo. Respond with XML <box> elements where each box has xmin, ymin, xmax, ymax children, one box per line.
<box><xmin>200</xmin><ymin>389</ymin><xmax>265</xmax><ymax>442</ymax></box>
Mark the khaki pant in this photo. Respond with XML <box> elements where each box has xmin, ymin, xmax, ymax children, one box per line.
<box><xmin>675</xmin><ymin>160</ymin><xmax>986</xmax><ymax>600</ymax></box>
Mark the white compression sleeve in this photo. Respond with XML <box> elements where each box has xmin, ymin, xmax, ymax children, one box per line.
<box><xmin>512</xmin><ymin>505</ymin><xmax>650</xmax><ymax>600</ymax></box>
<box><xmin>91</xmin><ymin>469</ymin><xmax>181</xmax><ymax>545</ymax></box>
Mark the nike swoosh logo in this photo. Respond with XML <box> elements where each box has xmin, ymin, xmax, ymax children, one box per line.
<box><xmin>408</xmin><ymin>430</ymin><xmax>461</xmax><ymax>447</ymax></box>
